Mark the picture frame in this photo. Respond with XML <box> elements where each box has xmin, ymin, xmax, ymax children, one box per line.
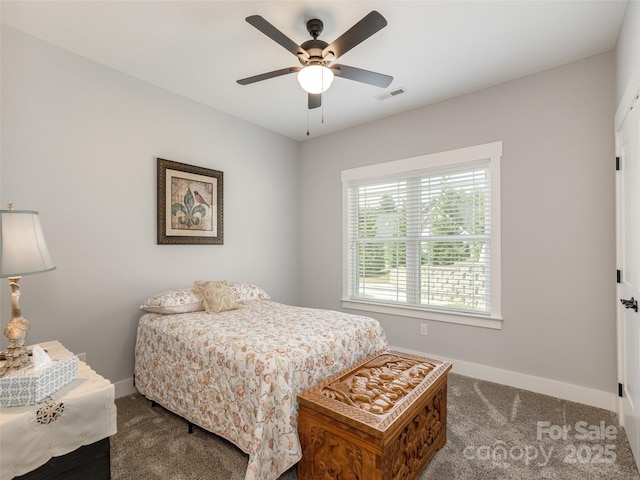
<box><xmin>157</xmin><ymin>158</ymin><xmax>223</xmax><ymax>245</ymax></box>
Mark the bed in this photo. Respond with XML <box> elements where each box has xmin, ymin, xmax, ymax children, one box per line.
<box><xmin>134</xmin><ymin>282</ymin><xmax>388</xmax><ymax>480</ymax></box>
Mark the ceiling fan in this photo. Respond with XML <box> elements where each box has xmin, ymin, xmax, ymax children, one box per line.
<box><xmin>237</xmin><ymin>11</ymin><xmax>393</xmax><ymax>110</ymax></box>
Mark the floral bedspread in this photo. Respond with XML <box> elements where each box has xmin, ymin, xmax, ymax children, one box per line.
<box><xmin>134</xmin><ymin>300</ymin><xmax>388</xmax><ymax>480</ymax></box>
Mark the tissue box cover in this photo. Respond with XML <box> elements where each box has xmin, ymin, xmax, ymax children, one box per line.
<box><xmin>0</xmin><ymin>356</ymin><xmax>78</xmax><ymax>407</ymax></box>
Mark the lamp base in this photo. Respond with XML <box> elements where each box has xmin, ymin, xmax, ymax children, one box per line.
<box><xmin>0</xmin><ymin>277</ymin><xmax>31</xmax><ymax>377</ymax></box>
<box><xmin>0</xmin><ymin>318</ymin><xmax>31</xmax><ymax>377</ymax></box>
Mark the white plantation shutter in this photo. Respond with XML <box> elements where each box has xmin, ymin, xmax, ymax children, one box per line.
<box><xmin>342</xmin><ymin>142</ymin><xmax>502</xmax><ymax>327</ymax></box>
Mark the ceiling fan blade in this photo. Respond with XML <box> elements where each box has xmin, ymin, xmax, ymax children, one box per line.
<box><xmin>237</xmin><ymin>66</ymin><xmax>302</xmax><ymax>85</ymax></box>
<box><xmin>322</xmin><ymin>11</ymin><xmax>387</xmax><ymax>60</ymax></box>
<box><xmin>246</xmin><ymin>15</ymin><xmax>310</xmax><ymax>61</ymax></box>
<box><xmin>308</xmin><ymin>93</ymin><xmax>321</xmax><ymax>109</ymax></box>
<box><xmin>330</xmin><ymin>64</ymin><xmax>393</xmax><ymax>88</ymax></box>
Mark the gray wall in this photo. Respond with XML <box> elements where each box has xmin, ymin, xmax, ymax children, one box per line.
<box><xmin>1</xmin><ymin>27</ymin><xmax>300</xmax><ymax>386</ymax></box>
<box><xmin>299</xmin><ymin>52</ymin><xmax>617</xmax><ymax>393</ymax></box>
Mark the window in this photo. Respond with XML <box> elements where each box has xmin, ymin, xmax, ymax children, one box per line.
<box><xmin>341</xmin><ymin>142</ymin><xmax>502</xmax><ymax>329</ymax></box>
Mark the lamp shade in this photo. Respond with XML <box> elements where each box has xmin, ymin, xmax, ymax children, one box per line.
<box><xmin>297</xmin><ymin>65</ymin><xmax>334</xmax><ymax>94</ymax></box>
<box><xmin>0</xmin><ymin>210</ymin><xmax>56</xmax><ymax>278</ymax></box>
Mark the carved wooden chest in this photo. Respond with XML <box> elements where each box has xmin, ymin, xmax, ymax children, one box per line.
<box><xmin>297</xmin><ymin>350</ymin><xmax>451</xmax><ymax>480</ymax></box>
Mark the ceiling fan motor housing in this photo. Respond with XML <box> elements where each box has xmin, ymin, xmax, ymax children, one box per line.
<box><xmin>299</xmin><ymin>38</ymin><xmax>331</xmax><ymax>66</ymax></box>
<box><xmin>300</xmin><ymin>20</ymin><xmax>333</xmax><ymax>66</ymax></box>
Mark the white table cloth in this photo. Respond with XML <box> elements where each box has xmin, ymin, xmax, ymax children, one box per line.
<box><xmin>0</xmin><ymin>341</ymin><xmax>117</xmax><ymax>479</ymax></box>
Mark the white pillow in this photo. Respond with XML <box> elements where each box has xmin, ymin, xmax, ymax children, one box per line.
<box><xmin>139</xmin><ymin>288</ymin><xmax>204</xmax><ymax>314</ymax></box>
<box><xmin>228</xmin><ymin>282</ymin><xmax>271</xmax><ymax>301</ymax></box>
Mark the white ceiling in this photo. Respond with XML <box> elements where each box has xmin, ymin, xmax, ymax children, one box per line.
<box><xmin>1</xmin><ymin>1</ymin><xmax>629</xmax><ymax>142</ymax></box>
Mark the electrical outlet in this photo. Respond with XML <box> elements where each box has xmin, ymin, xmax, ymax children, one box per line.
<box><xmin>420</xmin><ymin>323</ymin><xmax>428</xmax><ymax>336</ymax></box>
<box><xmin>77</xmin><ymin>352</ymin><xmax>87</xmax><ymax>362</ymax></box>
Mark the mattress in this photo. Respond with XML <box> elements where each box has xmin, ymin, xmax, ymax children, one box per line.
<box><xmin>134</xmin><ymin>299</ymin><xmax>387</xmax><ymax>480</ymax></box>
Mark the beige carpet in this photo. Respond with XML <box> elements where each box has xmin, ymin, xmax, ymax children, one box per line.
<box><xmin>111</xmin><ymin>373</ymin><xmax>640</xmax><ymax>479</ymax></box>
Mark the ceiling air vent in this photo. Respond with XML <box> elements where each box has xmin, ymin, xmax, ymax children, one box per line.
<box><xmin>375</xmin><ymin>87</ymin><xmax>407</xmax><ymax>101</ymax></box>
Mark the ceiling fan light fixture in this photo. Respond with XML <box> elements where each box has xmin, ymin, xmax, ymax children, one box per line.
<box><xmin>297</xmin><ymin>65</ymin><xmax>334</xmax><ymax>94</ymax></box>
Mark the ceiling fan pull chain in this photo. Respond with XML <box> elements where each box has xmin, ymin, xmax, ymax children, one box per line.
<box><xmin>321</xmin><ymin>75</ymin><xmax>325</xmax><ymax>125</ymax></box>
<box><xmin>306</xmin><ymin>108</ymin><xmax>310</xmax><ymax>136</ymax></box>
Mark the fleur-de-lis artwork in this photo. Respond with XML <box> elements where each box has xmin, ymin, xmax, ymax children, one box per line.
<box><xmin>158</xmin><ymin>158</ymin><xmax>223</xmax><ymax>245</ymax></box>
<box><xmin>170</xmin><ymin>178</ymin><xmax>215</xmax><ymax>233</ymax></box>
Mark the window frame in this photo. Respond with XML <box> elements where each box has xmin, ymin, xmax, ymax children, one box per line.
<box><xmin>341</xmin><ymin>142</ymin><xmax>503</xmax><ymax>329</ymax></box>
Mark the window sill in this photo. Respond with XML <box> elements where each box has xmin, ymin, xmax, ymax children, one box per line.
<box><xmin>341</xmin><ymin>299</ymin><xmax>503</xmax><ymax>329</ymax></box>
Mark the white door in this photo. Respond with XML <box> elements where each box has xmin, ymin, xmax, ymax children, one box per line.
<box><xmin>617</xmin><ymin>87</ymin><xmax>640</xmax><ymax>470</ymax></box>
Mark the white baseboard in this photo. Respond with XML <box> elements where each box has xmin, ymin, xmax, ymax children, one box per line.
<box><xmin>392</xmin><ymin>346</ymin><xmax>618</xmax><ymax>413</ymax></box>
<box><xmin>113</xmin><ymin>377</ymin><xmax>136</xmax><ymax>399</ymax></box>
<box><xmin>112</xmin><ymin>352</ymin><xmax>618</xmax><ymax>413</ymax></box>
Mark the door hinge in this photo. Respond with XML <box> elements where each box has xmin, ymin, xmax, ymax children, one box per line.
<box><xmin>617</xmin><ymin>269</ymin><xmax>622</xmax><ymax>283</ymax></box>
<box><xmin>619</xmin><ymin>383</ymin><xmax>624</xmax><ymax>398</ymax></box>
<box><xmin>616</xmin><ymin>156</ymin><xmax>621</xmax><ymax>171</ymax></box>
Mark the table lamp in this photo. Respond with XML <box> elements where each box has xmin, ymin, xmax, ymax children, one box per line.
<box><xmin>0</xmin><ymin>205</ymin><xmax>56</xmax><ymax>377</ymax></box>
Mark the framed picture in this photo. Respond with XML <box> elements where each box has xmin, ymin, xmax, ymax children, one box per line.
<box><xmin>157</xmin><ymin>158</ymin><xmax>223</xmax><ymax>245</ymax></box>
